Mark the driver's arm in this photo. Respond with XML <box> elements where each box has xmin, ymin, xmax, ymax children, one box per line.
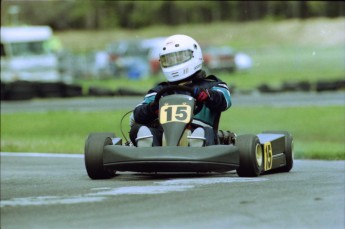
<box><xmin>195</xmin><ymin>83</ymin><xmax>231</xmax><ymax>112</ymax></box>
<box><xmin>133</xmin><ymin>91</ymin><xmax>159</xmax><ymax>124</ymax></box>
<box><xmin>205</xmin><ymin>84</ymin><xmax>231</xmax><ymax>111</ymax></box>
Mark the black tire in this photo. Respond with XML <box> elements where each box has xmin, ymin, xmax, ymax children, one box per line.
<box><xmin>5</xmin><ymin>81</ymin><xmax>36</xmax><ymax>100</ymax></box>
<box><xmin>62</xmin><ymin>84</ymin><xmax>83</xmax><ymax>97</ymax></box>
<box><xmin>236</xmin><ymin>134</ymin><xmax>263</xmax><ymax>177</ymax></box>
<box><xmin>1</xmin><ymin>82</ymin><xmax>7</xmax><ymax>100</ymax></box>
<box><xmin>84</xmin><ymin>132</ymin><xmax>116</xmax><ymax>179</ymax></box>
<box><xmin>88</xmin><ymin>86</ymin><xmax>114</xmax><ymax>97</ymax></box>
<box><xmin>36</xmin><ymin>82</ymin><xmax>64</xmax><ymax>98</ymax></box>
<box><xmin>262</xmin><ymin>131</ymin><xmax>293</xmax><ymax>172</ymax></box>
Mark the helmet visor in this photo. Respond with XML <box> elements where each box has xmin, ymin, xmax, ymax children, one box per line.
<box><xmin>160</xmin><ymin>50</ymin><xmax>193</xmax><ymax>68</ymax></box>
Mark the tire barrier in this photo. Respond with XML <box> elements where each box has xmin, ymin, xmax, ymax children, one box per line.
<box><xmin>2</xmin><ymin>78</ymin><xmax>343</xmax><ymax>101</ymax></box>
<box><xmin>1</xmin><ymin>81</ymin><xmax>82</xmax><ymax>101</ymax></box>
<box><xmin>87</xmin><ymin>87</ymin><xmax>146</xmax><ymax>97</ymax></box>
<box><xmin>316</xmin><ymin>79</ymin><xmax>345</xmax><ymax>92</ymax></box>
<box><xmin>114</xmin><ymin>88</ymin><xmax>145</xmax><ymax>96</ymax></box>
<box><xmin>88</xmin><ymin>86</ymin><xmax>115</xmax><ymax>97</ymax></box>
<box><xmin>2</xmin><ymin>81</ymin><xmax>36</xmax><ymax>101</ymax></box>
<box><xmin>258</xmin><ymin>78</ymin><xmax>345</xmax><ymax>93</ymax></box>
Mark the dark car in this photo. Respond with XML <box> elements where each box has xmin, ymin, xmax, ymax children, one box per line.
<box><xmin>203</xmin><ymin>46</ymin><xmax>237</xmax><ymax>73</ymax></box>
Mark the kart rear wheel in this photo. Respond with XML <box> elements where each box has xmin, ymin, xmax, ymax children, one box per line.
<box><xmin>84</xmin><ymin>132</ymin><xmax>116</xmax><ymax>179</ymax></box>
<box><xmin>263</xmin><ymin>131</ymin><xmax>293</xmax><ymax>172</ymax></box>
<box><xmin>236</xmin><ymin>134</ymin><xmax>263</xmax><ymax>177</ymax></box>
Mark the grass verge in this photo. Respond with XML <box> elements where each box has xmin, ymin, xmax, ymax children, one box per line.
<box><xmin>1</xmin><ymin>106</ymin><xmax>344</xmax><ymax>160</ymax></box>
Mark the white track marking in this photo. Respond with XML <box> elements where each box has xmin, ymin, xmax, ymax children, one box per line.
<box><xmin>1</xmin><ymin>177</ymin><xmax>267</xmax><ymax>207</ymax></box>
<box><xmin>90</xmin><ymin>185</ymin><xmax>195</xmax><ymax>196</ymax></box>
<box><xmin>1</xmin><ymin>152</ymin><xmax>267</xmax><ymax>207</ymax></box>
<box><xmin>0</xmin><ymin>152</ymin><xmax>83</xmax><ymax>158</ymax></box>
<box><xmin>156</xmin><ymin>177</ymin><xmax>267</xmax><ymax>186</ymax></box>
<box><xmin>0</xmin><ymin>196</ymin><xmax>106</xmax><ymax>207</ymax></box>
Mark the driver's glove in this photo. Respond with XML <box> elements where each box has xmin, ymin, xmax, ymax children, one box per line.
<box><xmin>193</xmin><ymin>87</ymin><xmax>211</xmax><ymax>102</ymax></box>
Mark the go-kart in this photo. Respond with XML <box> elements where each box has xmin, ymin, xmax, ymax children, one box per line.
<box><xmin>84</xmin><ymin>85</ymin><xmax>293</xmax><ymax>179</ymax></box>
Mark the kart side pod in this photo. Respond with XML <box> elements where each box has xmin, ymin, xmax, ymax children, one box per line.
<box><xmin>235</xmin><ymin>132</ymin><xmax>293</xmax><ymax>177</ymax></box>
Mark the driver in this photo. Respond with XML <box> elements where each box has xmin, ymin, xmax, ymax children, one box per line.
<box><xmin>129</xmin><ymin>34</ymin><xmax>231</xmax><ymax>147</ymax></box>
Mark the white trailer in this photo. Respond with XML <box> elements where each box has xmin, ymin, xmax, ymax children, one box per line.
<box><xmin>1</xmin><ymin>26</ymin><xmax>61</xmax><ymax>83</ymax></box>
<box><xmin>1</xmin><ymin>26</ymin><xmax>79</xmax><ymax>100</ymax></box>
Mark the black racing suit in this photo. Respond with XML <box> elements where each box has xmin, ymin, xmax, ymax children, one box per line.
<box><xmin>129</xmin><ymin>71</ymin><xmax>232</xmax><ymax>146</ymax></box>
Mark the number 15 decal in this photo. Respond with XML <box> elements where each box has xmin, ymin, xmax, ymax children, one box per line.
<box><xmin>264</xmin><ymin>142</ymin><xmax>273</xmax><ymax>171</ymax></box>
<box><xmin>160</xmin><ymin>104</ymin><xmax>192</xmax><ymax>124</ymax></box>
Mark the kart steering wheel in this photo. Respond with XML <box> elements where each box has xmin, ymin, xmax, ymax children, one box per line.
<box><xmin>154</xmin><ymin>85</ymin><xmax>204</xmax><ymax>115</ymax></box>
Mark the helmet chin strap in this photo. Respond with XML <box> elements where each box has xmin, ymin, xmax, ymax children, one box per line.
<box><xmin>171</xmin><ymin>70</ymin><xmax>207</xmax><ymax>85</ymax></box>
<box><xmin>193</xmin><ymin>70</ymin><xmax>207</xmax><ymax>80</ymax></box>
<box><xmin>178</xmin><ymin>80</ymin><xmax>192</xmax><ymax>86</ymax></box>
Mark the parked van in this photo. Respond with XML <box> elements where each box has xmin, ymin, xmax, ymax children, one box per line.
<box><xmin>1</xmin><ymin>26</ymin><xmax>79</xmax><ymax>100</ymax></box>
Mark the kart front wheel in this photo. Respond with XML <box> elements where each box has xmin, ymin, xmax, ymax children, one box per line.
<box><xmin>236</xmin><ymin>134</ymin><xmax>263</xmax><ymax>177</ymax></box>
<box><xmin>84</xmin><ymin>133</ymin><xmax>116</xmax><ymax>179</ymax></box>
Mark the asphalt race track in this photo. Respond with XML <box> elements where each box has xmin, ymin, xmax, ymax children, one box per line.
<box><xmin>1</xmin><ymin>153</ymin><xmax>344</xmax><ymax>229</ymax></box>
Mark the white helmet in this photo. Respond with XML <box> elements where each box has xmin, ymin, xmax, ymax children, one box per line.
<box><xmin>159</xmin><ymin>34</ymin><xmax>203</xmax><ymax>82</ymax></box>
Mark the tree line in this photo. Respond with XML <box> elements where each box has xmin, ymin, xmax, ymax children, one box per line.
<box><xmin>1</xmin><ymin>1</ymin><xmax>344</xmax><ymax>30</ymax></box>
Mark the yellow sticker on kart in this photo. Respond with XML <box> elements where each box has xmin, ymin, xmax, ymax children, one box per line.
<box><xmin>264</xmin><ymin>142</ymin><xmax>273</xmax><ymax>171</ymax></box>
<box><xmin>160</xmin><ymin>104</ymin><xmax>192</xmax><ymax>124</ymax></box>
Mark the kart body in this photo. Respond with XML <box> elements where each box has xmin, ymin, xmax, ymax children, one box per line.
<box><xmin>84</xmin><ymin>86</ymin><xmax>293</xmax><ymax>179</ymax></box>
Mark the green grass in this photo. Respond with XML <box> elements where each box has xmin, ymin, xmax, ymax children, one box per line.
<box><xmin>229</xmin><ymin>46</ymin><xmax>344</xmax><ymax>90</ymax></box>
<box><xmin>220</xmin><ymin>106</ymin><xmax>345</xmax><ymax>160</ymax></box>
<box><xmin>1</xmin><ymin>106</ymin><xmax>344</xmax><ymax>160</ymax></box>
<box><xmin>57</xmin><ymin>18</ymin><xmax>345</xmax><ymax>53</ymax></box>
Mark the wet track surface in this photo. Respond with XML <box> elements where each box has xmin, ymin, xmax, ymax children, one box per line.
<box><xmin>1</xmin><ymin>153</ymin><xmax>344</xmax><ymax>229</ymax></box>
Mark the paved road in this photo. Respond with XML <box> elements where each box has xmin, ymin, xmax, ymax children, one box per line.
<box><xmin>1</xmin><ymin>153</ymin><xmax>344</xmax><ymax>229</ymax></box>
<box><xmin>1</xmin><ymin>92</ymin><xmax>344</xmax><ymax>113</ymax></box>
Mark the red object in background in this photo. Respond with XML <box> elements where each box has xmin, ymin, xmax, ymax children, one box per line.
<box><xmin>150</xmin><ymin>59</ymin><xmax>161</xmax><ymax>75</ymax></box>
<box><xmin>202</xmin><ymin>46</ymin><xmax>236</xmax><ymax>73</ymax></box>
